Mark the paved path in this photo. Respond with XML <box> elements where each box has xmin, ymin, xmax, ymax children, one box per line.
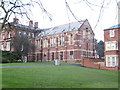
<box><xmin>0</xmin><ymin>64</ymin><xmax>81</xmax><ymax>68</ymax></box>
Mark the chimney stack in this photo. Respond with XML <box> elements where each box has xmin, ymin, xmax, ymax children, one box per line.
<box><xmin>29</xmin><ymin>20</ymin><xmax>33</xmax><ymax>27</ymax></box>
<box><xmin>13</xmin><ymin>18</ymin><xmax>19</xmax><ymax>24</ymax></box>
<box><xmin>34</xmin><ymin>22</ymin><xmax>38</xmax><ymax>28</ymax></box>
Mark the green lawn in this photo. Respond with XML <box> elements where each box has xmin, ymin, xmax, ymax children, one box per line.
<box><xmin>1</xmin><ymin>62</ymin><xmax>54</xmax><ymax>66</ymax></box>
<box><xmin>1</xmin><ymin>62</ymin><xmax>118</xmax><ymax>88</ymax></box>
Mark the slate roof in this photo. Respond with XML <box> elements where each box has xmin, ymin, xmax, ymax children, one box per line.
<box><xmin>104</xmin><ymin>24</ymin><xmax>120</xmax><ymax>30</ymax></box>
<box><xmin>9</xmin><ymin>23</ymin><xmax>42</xmax><ymax>31</ymax></box>
<box><xmin>37</xmin><ymin>20</ymin><xmax>85</xmax><ymax>37</ymax></box>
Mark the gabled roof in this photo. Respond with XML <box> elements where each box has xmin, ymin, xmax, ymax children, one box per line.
<box><xmin>104</xmin><ymin>24</ymin><xmax>120</xmax><ymax>31</ymax></box>
<box><xmin>37</xmin><ymin>20</ymin><xmax>85</xmax><ymax>37</ymax></box>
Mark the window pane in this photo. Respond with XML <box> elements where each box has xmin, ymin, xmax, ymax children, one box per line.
<box><xmin>112</xmin><ymin>57</ymin><xmax>115</xmax><ymax>67</ymax></box>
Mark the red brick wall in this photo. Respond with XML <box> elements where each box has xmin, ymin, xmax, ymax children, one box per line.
<box><xmin>104</xmin><ymin>28</ymin><xmax>120</xmax><ymax>67</ymax></box>
<box><xmin>82</xmin><ymin>57</ymin><xmax>118</xmax><ymax>71</ymax></box>
<box><xmin>34</xmin><ymin>21</ymin><xmax>95</xmax><ymax>62</ymax></box>
<box><xmin>82</xmin><ymin>57</ymin><xmax>100</xmax><ymax>69</ymax></box>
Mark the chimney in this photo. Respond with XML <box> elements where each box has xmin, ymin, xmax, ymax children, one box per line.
<box><xmin>34</xmin><ymin>22</ymin><xmax>38</xmax><ymax>28</ymax></box>
<box><xmin>13</xmin><ymin>18</ymin><xmax>19</xmax><ymax>24</ymax></box>
<box><xmin>29</xmin><ymin>20</ymin><xmax>33</xmax><ymax>27</ymax></box>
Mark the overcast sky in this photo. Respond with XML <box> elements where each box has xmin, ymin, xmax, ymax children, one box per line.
<box><xmin>9</xmin><ymin>0</ymin><xmax>120</xmax><ymax>41</ymax></box>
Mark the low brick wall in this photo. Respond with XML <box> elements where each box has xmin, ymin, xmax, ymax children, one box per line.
<box><xmin>82</xmin><ymin>57</ymin><xmax>100</xmax><ymax>69</ymax></box>
<box><xmin>82</xmin><ymin>57</ymin><xmax>118</xmax><ymax>71</ymax></box>
<box><xmin>60</xmin><ymin>60</ymin><xmax>81</xmax><ymax>63</ymax></box>
<box><xmin>100</xmin><ymin>67</ymin><xmax>118</xmax><ymax>71</ymax></box>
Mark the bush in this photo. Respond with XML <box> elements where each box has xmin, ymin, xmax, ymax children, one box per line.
<box><xmin>1</xmin><ymin>51</ymin><xmax>20</xmax><ymax>63</ymax></box>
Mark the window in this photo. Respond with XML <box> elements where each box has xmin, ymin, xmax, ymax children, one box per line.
<box><xmin>32</xmin><ymin>33</ymin><xmax>34</xmax><ymax>38</ymax></box>
<box><xmin>105</xmin><ymin>41</ymin><xmax>118</xmax><ymax>51</ymax></box>
<box><xmin>70</xmin><ymin>51</ymin><xmax>73</xmax><ymax>55</ymax></box>
<box><xmin>60</xmin><ymin>52</ymin><xmax>63</xmax><ymax>60</ymax></box>
<box><xmin>52</xmin><ymin>52</ymin><xmax>54</xmax><ymax>60</ymax></box>
<box><xmin>28</xmin><ymin>32</ymin><xmax>31</xmax><ymax>37</ymax></box>
<box><xmin>109</xmin><ymin>30</ymin><xmax>115</xmax><ymax>37</ymax></box>
<box><xmin>54</xmin><ymin>37</ymin><xmax>56</xmax><ymax>46</ymax></box>
<box><xmin>106</xmin><ymin>55</ymin><xmax>118</xmax><ymax>67</ymax></box>
<box><xmin>6</xmin><ymin>42</ymin><xmax>10</xmax><ymax>51</ymax></box>
<box><xmin>59</xmin><ymin>35</ymin><xmax>64</xmax><ymax>46</ymax></box>
<box><xmin>36</xmin><ymin>40</ymin><xmax>40</xmax><ymax>48</ymax></box>
<box><xmin>69</xmin><ymin>34</ymin><xmax>73</xmax><ymax>45</ymax></box>
<box><xmin>23</xmin><ymin>32</ymin><xmax>26</xmax><ymax>35</ymax></box>
<box><xmin>43</xmin><ymin>39</ymin><xmax>48</xmax><ymax>47</ymax></box>
<box><xmin>88</xmin><ymin>51</ymin><xmax>91</xmax><ymax>57</ymax></box>
<box><xmin>18</xmin><ymin>31</ymin><xmax>21</xmax><ymax>36</ymax></box>
<box><xmin>70</xmin><ymin>51</ymin><xmax>74</xmax><ymax>59</ymax></box>
<box><xmin>107</xmin><ymin>57</ymin><xmax>110</xmax><ymax>67</ymax></box>
<box><xmin>82</xmin><ymin>51</ymin><xmax>86</xmax><ymax>57</ymax></box>
<box><xmin>50</xmin><ymin>37</ymin><xmax>56</xmax><ymax>47</ymax></box>
<box><xmin>8</xmin><ymin>32</ymin><xmax>10</xmax><ymax>38</ymax></box>
<box><xmin>112</xmin><ymin>57</ymin><xmax>115</xmax><ymax>67</ymax></box>
<box><xmin>61</xmin><ymin>35</ymin><xmax>64</xmax><ymax>45</ymax></box>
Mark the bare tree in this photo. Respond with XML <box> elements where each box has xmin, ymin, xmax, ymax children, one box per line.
<box><xmin>65</xmin><ymin>0</ymin><xmax>120</xmax><ymax>30</ymax></box>
<box><xmin>0</xmin><ymin>0</ymin><xmax>119</xmax><ymax>32</ymax></box>
<box><xmin>0</xmin><ymin>0</ymin><xmax>51</xmax><ymax>32</ymax></box>
<box><xmin>11</xmin><ymin>33</ymin><xmax>35</xmax><ymax>62</ymax></box>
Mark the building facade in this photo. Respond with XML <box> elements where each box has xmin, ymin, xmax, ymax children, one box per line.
<box><xmin>0</xmin><ymin>18</ymin><xmax>95</xmax><ymax>63</ymax></box>
<box><xmin>32</xmin><ymin>19</ymin><xmax>95</xmax><ymax>63</ymax></box>
<box><xmin>104</xmin><ymin>24</ymin><xmax>120</xmax><ymax>68</ymax></box>
<box><xmin>0</xmin><ymin>18</ymin><xmax>41</xmax><ymax>60</ymax></box>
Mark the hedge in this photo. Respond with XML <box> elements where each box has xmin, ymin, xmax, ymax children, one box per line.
<box><xmin>1</xmin><ymin>51</ymin><xmax>20</xmax><ymax>63</ymax></box>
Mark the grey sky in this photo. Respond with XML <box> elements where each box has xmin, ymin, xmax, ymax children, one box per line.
<box><xmin>8</xmin><ymin>0</ymin><xmax>119</xmax><ymax>41</ymax></box>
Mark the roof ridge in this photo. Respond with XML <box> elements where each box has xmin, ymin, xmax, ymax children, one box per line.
<box><xmin>43</xmin><ymin>20</ymin><xmax>85</xmax><ymax>30</ymax></box>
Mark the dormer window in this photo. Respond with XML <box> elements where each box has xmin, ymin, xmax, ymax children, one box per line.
<box><xmin>109</xmin><ymin>30</ymin><xmax>115</xmax><ymax>37</ymax></box>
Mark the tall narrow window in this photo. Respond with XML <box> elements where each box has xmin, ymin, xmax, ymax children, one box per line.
<box><xmin>32</xmin><ymin>33</ymin><xmax>34</xmax><ymax>38</ymax></box>
<box><xmin>61</xmin><ymin>35</ymin><xmax>64</xmax><ymax>45</ymax></box>
<box><xmin>70</xmin><ymin>51</ymin><xmax>74</xmax><ymax>59</ymax></box>
<box><xmin>54</xmin><ymin>37</ymin><xmax>56</xmax><ymax>46</ymax></box>
<box><xmin>52</xmin><ymin>52</ymin><xmax>54</xmax><ymax>60</ymax></box>
<box><xmin>44</xmin><ymin>39</ymin><xmax>48</xmax><ymax>47</ymax></box>
<box><xmin>69</xmin><ymin>34</ymin><xmax>73</xmax><ymax>45</ymax></box>
<box><xmin>28</xmin><ymin>32</ymin><xmax>31</xmax><ymax>37</ymax></box>
<box><xmin>60</xmin><ymin>52</ymin><xmax>63</xmax><ymax>60</ymax></box>
<box><xmin>107</xmin><ymin>57</ymin><xmax>110</xmax><ymax>67</ymax></box>
<box><xmin>6</xmin><ymin>42</ymin><xmax>10</xmax><ymax>51</ymax></box>
<box><xmin>112</xmin><ymin>57</ymin><xmax>115</xmax><ymax>67</ymax></box>
<box><xmin>8</xmin><ymin>32</ymin><xmax>10</xmax><ymax>38</ymax></box>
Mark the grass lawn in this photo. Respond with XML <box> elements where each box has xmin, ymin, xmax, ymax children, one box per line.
<box><xmin>1</xmin><ymin>62</ymin><xmax>118</xmax><ymax>88</ymax></box>
<box><xmin>1</xmin><ymin>62</ymin><xmax>54</xmax><ymax>66</ymax></box>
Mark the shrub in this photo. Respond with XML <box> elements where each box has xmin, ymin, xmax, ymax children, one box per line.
<box><xmin>1</xmin><ymin>51</ymin><xmax>20</xmax><ymax>63</ymax></box>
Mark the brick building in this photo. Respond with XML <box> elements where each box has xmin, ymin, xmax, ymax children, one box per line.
<box><xmin>0</xmin><ymin>18</ymin><xmax>95</xmax><ymax>63</ymax></box>
<box><xmin>0</xmin><ymin>18</ymin><xmax>41</xmax><ymax>60</ymax></box>
<box><xmin>104</xmin><ymin>24</ymin><xmax>120</xmax><ymax>68</ymax></box>
<box><xmin>33</xmin><ymin>19</ymin><xmax>95</xmax><ymax>63</ymax></box>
